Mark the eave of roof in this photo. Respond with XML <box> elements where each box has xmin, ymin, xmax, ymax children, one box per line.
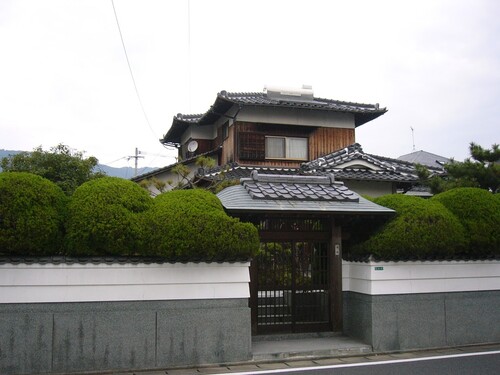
<box><xmin>0</xmin><ymin>256</ymin><xmax>249</xmax><ymax>265</ymax></box>
<box><xmin>201</xmin><ymin>154</ymin><xmax>425</xmax><ymax>184</ymax></box>
<box><xmin>302</xmin><ymin>143</ymin><xmax>445</xmax><ymax>180</ymax></box>
<box><xmin>130</xmin><ymin>147</ymin><xmax>221</xmax><ymax>182</ymax></box>
<box><xmin>217</xmin><ymin>184</ymin><xmax>394</xmax><ymax>214</ymax></box>
<box><xmin>217</xmin><ymin>172</ymin><xmax>394</xmax><ymax>215</ymax></box>
<box><xmin>161</xmin><ymin>91</ymin><xmax>387</xmax><ymax>144</ymax></box>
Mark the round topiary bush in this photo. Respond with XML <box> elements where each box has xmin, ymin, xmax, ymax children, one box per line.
<box><xmin>352</xmin><ymin>194</ymin><xmax>468</xmax><ymax>259</ymax></box>
<box><xmin>0</xmin><ymin>172</ymin><xmax>67</xmax><ymax>255</ymax></box>
<box><xmin>65</xmin><ymin>177</ymin><xmax>153</xmax><ymax>256</ymax></box>
<box><xmin>432</xmin><ymin>188</ymin><xmax>500</xmax><ymax>256</ymax></box>
<box><xmin>142</xmin><ymin>189</ymin><xmax>259</xmax><ymax>260</ymax></box>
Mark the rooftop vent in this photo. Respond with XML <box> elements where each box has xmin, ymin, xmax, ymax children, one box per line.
<box><xmin>264</xmin><ymin>84</ymin><xmax>314</xmax><ymax>103</ymax></box>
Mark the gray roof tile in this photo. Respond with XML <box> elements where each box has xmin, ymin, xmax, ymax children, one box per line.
<box><xmin>201</xmin><ymin>142</ymin><xmax>445</xmax><ymax>184</ymax></box>
<box><xmin>217</xmin><ymin>173</ymin><xmax>394</xmax><ymax>215</ymax></box>
<box><xmin>301</xmin><ymin>143</ymin><xmax>446</xmax><ymax>182</ymax></box>
<box><xmin>162</xmin><ymin>91</ymin><xmax>387</xmax><ymax>144</ymax></box>
<box><xmin>241</xmin><ymin>172</ymin><xmax>359</xmax><ymax>203</ymax></box>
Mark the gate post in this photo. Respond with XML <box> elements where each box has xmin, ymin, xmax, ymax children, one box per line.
<box><xmin>250</xmin><ymin>259</ymin><xmax>258</xmax><ymax>335</ymax></box>
<box><xmin>330</xmin><ymin>222</ymin><xmax>343</xmax><ymax>331</ymax></box>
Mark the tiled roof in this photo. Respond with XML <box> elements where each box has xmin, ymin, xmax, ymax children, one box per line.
<box><xmin>331</xmin><ymin>169</ymin><xmax>418</xmax><ymax>182</ymax></box>
<box><xmin>0</xmin><ymin>256</ymin><xmax>249</xmax><ymax>265</ymax></box>
<box><xmin>162</xmin><ymin>90</ymin><xmax>387</xmax><ymax>144</ymax></box>
<box><xmin>203</xmin><ymin>163</ymin><xmax>300</xmax><ymax>181</ymax></box>
<box><xmin>398</xmin><ymin>150</ymin><xmax>450</xmax><ymax>168</ymax></box>
<box><xmin>217</xmin><ymin>172</ymin><xmax>394</xmax><ymax>214</ymax></box>
<box><xmin>201</xmin><ymin>144</ymin><xmax>443</xmax><ymax>184</ymax></box>
<box><xmin>131</xmin><ymin>147</ymin><xmax>221</xmax><ymax>182</ymax></box>
<box><xmin>242</xmin><ymin>172</ymin><xmax>358</xmax><ymax>202</ymax></box>
<box><xmin>302</xmin><ymin>143</ymin><xmax>445</xmax><ymax>182</ymax></box>
<box><xmin>219</xmin><ymin>91</ymin><xmax>385</xmax><ymax>116</ymax></box>
<box><xmin>404</xmin><ymin>185</ymin><xmax>433</xmax><ymax>197</ymax></box>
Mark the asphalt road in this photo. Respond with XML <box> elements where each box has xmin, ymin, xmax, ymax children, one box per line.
<box><xmin>219</xmin><ymin>351</ymin><xmax>500</xmax><ymax>375</ymax></box>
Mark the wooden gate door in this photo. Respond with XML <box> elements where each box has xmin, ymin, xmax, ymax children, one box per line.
<box><xmin>250</xmin><ymin>218</ymin><xmax>332</xmax><ymax>334</ymax></box>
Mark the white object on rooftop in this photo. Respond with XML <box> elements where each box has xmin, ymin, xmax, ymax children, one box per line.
<box><xmin>264</xmin><ymin>84</ymin><xmax>314</xmax><ymax>102</ymax></box>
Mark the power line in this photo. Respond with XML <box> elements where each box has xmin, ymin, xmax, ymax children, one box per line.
<box><xmin>110</xmin><ymin>0</ymin><xmax>157</xmax><ymax>139</ymax></box>
<box><xmin>102</xmin><ymin>156</ymin><xmax>128</xmax><ymax>165</ymax></box>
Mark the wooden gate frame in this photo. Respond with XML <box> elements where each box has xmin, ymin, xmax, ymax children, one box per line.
<box><xmin>246</xmin><ymin>214</ymin><xmax>343</xmax><ymax>334</ymax></box>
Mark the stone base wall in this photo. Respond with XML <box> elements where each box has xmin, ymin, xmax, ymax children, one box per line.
<box><xmin>0</xmin><ymin>299</ymin><xmax>251</xmax><ymax>375</ymax></box>
<box><xmin>343</xmin><ymin>290</ymin><xmax>500</xmax><ymax>351</ymax></box>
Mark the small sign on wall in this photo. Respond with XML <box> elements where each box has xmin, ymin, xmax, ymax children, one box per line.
<box><xmin>374</xmin><ymin>266</ymin><xmax>384</xmax><ymax>271</ymax></box>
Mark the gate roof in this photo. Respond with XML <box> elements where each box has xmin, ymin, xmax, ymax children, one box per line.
<box><xmin>217</xmin><ymin>171</ymin><xmax>394</xmax><ymax>215</ymax></box>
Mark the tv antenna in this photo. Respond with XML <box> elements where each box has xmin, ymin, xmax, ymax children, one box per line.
<box><xmin>410</xmin><ymin>126</ymin><xmax>416</xmax><ymax>151</ymax></box>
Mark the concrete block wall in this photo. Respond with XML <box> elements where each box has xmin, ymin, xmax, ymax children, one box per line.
<box><xmin>0</xmin><ymin>261</ymin><xmax>252</xmax><ymax>375</ymax></box>
<box><xmin>343</xmin><ymin>260</ymin><xmax>500</xmax><ymax>351</ymax></box>
<box><xmin>344</xmin><ymin>290</ymin><xmax>500</xmax><ymax>351</ymax></box>
<box><xmin>0</xmin><ymin>299</ymin><xmax>251</xmax><ymax>374</ymax></box>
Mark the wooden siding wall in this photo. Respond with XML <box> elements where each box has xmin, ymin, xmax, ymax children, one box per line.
<box><xmin>182</xmin><ymin>138</ymin><xmax>213</xmax><ymax>159</ymax></box>
<box><xmin>309</xmin><ymin>127</ymin><xmax>355</xmax><ymax>161</ymax></box>
<box><xmin>221</xmin><ymin>125</ymin><xmax>236</xmax><ymax>165</ymax></box>
<box><xmin>234</xmin><ymin>122</ymin><xmax>355</xmax><ymax>167</ymax></box>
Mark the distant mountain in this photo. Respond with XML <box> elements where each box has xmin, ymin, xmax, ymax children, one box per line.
<box><xmin>97</xmin><ymin>164</ymin><xmax>157</xmax><ymax>179</ymax></box>
<box><xmin>0</xmin><ymin>149</ymin><xmax>21</xmax><ymax>159</ymax></box>
<box><xmin>0</xmin><ymin>149</ymin><xmax>158</xmax><ymax>178</ymax></box>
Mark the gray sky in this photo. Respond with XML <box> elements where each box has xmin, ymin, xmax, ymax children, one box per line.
<box><xmin>0</xmin><ymin>0</ymin><xmax>499</xmax><ymax>170</ymax></box>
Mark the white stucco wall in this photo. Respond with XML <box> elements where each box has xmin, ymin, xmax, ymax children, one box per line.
<box><xmin>238</xmin><ymin>106</ymin><xmax>355</xmax><ymax>128</ymax></box>
<box><xmin>343</xmin><ymin>260</ymin><xmax>500</xmax><ymax>295</ymax></box>
<box><xmin>0</xmin><ymin>262</ymin><xmax>251</xmax><ymax>303</ymax></box>
<box><xmin>343</xmin><ymin>180</ymin><xmax>395</xmax><ymax>197</ymax></box>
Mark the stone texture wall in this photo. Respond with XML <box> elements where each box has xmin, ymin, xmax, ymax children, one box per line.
<box><xmin>0</xmin><ymin>299</ymin><xmax>251</xmax><ymax>375</ymax></box>
<box><xmin>343</xmin><ymin>290</ymin><xmax>500</xmax><ymax>351</ymax></box>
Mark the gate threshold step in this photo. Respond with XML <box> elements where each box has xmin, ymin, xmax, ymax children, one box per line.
<box><xmin>252</xmin><ymin>334</ymin><xmax>372</xmax><ymax>361</ymax></box>
<box><xmin>253</xmin><ymin>332</ymin><xmax>342</xmax><ymax>342</ymax></box>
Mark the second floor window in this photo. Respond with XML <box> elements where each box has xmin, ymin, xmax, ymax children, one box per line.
<box><xmin>265</xmin><ymin>136</ymin><xmax>308</xmax><ymax>160</ymax></box>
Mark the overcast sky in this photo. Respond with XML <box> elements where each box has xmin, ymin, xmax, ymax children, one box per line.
<box><xmin>1</xmin><ymin>0</ymin><xmax>499</xmax><ymax>172</ymax></box>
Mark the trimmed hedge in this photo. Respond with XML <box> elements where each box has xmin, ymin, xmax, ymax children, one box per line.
<box><xmin>432</xmin><ymin>188</ymin><xmax>500</xmax><ymax>256</ymax></box>
<box><xmin>0</xmin><ymin>172</ymin><xmax>67</xmax><ymax>255</ymax></box>
<box><xmin>65</xmin><ymin>177</ymin><xmax>153</xmax><ymax>256</ymax></box>
<box><xmin>142</xmin><ymin>189</ymin><xmax>259</xmax><ymax>260</ymax></box>
<box><xmin>351</xmin><ymin>194</ymin><xmax>468</xmax><ymax>259</ymax></box>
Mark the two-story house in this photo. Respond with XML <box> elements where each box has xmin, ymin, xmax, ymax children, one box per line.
<box><xmin>133</xmin><ymin>86</ymin><xmax>390</xmax><ymax>194</ymax></box>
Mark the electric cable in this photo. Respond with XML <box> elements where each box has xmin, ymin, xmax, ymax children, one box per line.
<box><xmin>110</xmin><ymin>0</ymin><xmax>157</xmax><ymax>139</ymax></box>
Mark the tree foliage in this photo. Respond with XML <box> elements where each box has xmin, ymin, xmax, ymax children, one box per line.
<box><xmin>0</xmin><ymin>144</ymin><xmax>105</xmax><ymax>195</ymax></box>
<box><xmin>0</xmin><ymin>172</ymin><xmax>67</xmax><ymax>255</ymax></box>
<box><xmin>417</xmin><ymin>142</ymin><xmax>500</xmax><ymax>194</ymax></box>
<box><xmin>350</xmin><ymin>194</ymin><xmax>468</xmax><ymax>259</ymax></box>
<box><xmin>142</xmin><ymin>189</ymin><xmax>259</xmax><ymax>260</ymax></box>
<box><xmin>432</xmin><ymin>188</ymin><xmax>500</xmax><ymax>256</ymax></box>
<box><xmin>65</xmin><ymin>177</ymin><xmax>153</xmax><ymax>256</ymax></box>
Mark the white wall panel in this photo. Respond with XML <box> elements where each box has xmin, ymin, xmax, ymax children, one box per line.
<box><xmin>0</xmin><ymin>262</ymin><xmax>250</xmax><ymax>303</ymax></box>
<box><xmin>342</xmin><ymin>260</ymin><xmax>500</xmax><ymax>295</ymax></box>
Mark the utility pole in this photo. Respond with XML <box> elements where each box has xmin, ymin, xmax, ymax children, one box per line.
<box><xmin>128</xmin><ymin>147</ymin><xmax>144</xmax><ymax>177</ymax></box>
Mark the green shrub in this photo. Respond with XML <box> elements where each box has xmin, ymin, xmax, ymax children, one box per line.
<box><xmin>432</xmin><ymin>188</ymin><xmax>500</xmax><ymax>256</ymax></box>
<box><xmin>153</xmin><ymin>188</ymin><xmax>224</xmax><ymax>211</ymax></box>
<box><xmin>65</xmin><ymin>177</ymin><xmax>153</xmax><ymax>256</ymax></box>
<box><xmin>0</xmin><ymin>172</ymin><xmax>67</xmax><ymax>255</ymax></box>
<box><xmin>352</xmin><ymin>194</ymin><xmax>468</xmax><ymax>259</ymax></box>
<box><xmin>143</xmin><ymin>189</ymin><xmax>259</xmax><ymax>260</ymax></box>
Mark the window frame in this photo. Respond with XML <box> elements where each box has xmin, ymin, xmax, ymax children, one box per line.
<box><xmin>265</xmin><ymin>136</ymin><xmax>308</xmax><ymax>161</ymax></box>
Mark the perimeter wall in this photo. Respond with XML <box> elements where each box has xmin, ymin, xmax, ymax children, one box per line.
<box><xmin>342</xmin><ymin>260</ymin><xmax>500</xmax><ymax>351</ymax></box>
<box><xmin>0</xmin><ymin>261</ymin><xmax>252</xmax><ymax>375</ymax></box>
